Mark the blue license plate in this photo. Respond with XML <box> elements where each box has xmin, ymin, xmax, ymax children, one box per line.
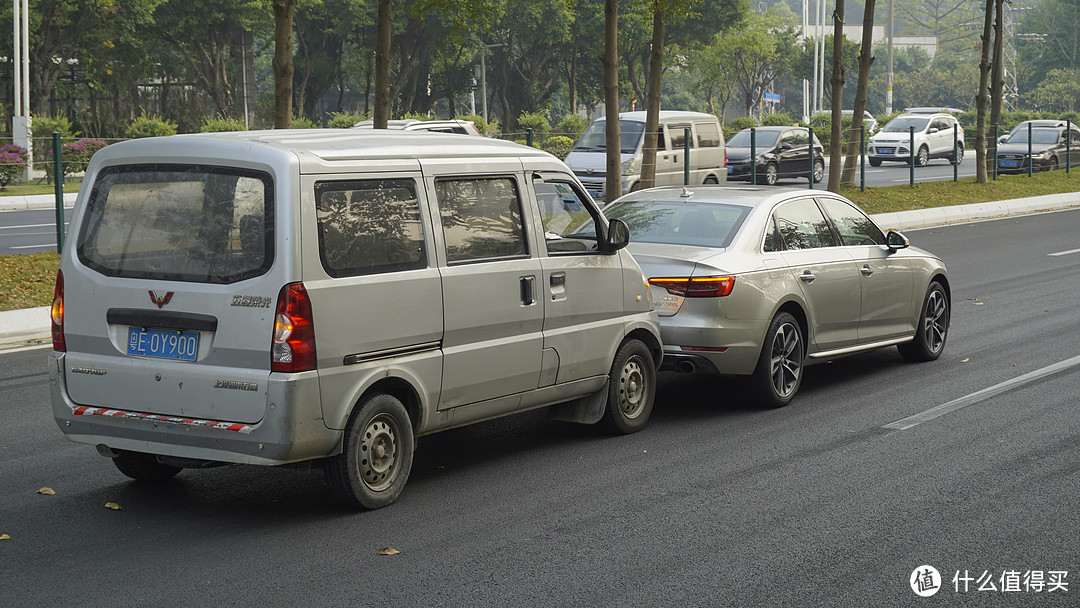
<box><xmin>878</xmin><ymin>147</ymin><xmax>895</xmax><ymax>154</ymax></box>
<box><xmin>727</xmin><ymin>166</ymin><xmax>734</xmax><ymax>173</ymax></box>
<box><xmin>127</xmin><ymin>327</ymin><xmax>199</xmax><ymax>361</ymax></box>
<box><xmin>1000</xmin><ymin>160</ymin><xmax>1019</xmax><ymax>168</ymax></box>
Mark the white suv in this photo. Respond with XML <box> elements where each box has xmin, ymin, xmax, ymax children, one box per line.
<box><xmin>352</xmin><ymin>118</ymin><xmax>482</xmax><ymax>136</ymax></box>
<box><xmin>868</xmin><ymin>113</ymin><xmax>964</xmax><ymax>167</ymax></box>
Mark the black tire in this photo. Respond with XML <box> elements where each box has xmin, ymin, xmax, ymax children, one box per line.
<box><xmin>757</xmin><ymin>163</ymin><xmax>779</xmax><ymax>186</ymax></box>
<box><xmin>951</xmin><ymin>146</ymin><xmax>964</xmax><ymax>165</ymax></box>
<box><xmin>113</xmin><ymin>451</ymin><xmax>182</xmax><ymax>481</ymax></box>
<box><xmin>602</xmin><ymin>339</ymin><xmax>656</xmax><ymax>434</ymax></box>
<box><xmin>898</xmin><ymin>281</ymin><xmax>949</xmax><ymax>362</ymax></box>
<box><xmin>703</xmin><ymin>176</ymin><xmax>719</xmax><ymax>184</ymax></box>
<box><xmin>1048</xmin><ymin>157</ymin><xmax>1059</xmax><ymax>172</ymax></box>
<box><xmin>869</xmin><ymin>157</ymin><xmax>882</xmax><ymax>167</ymax></box>
<box><xmin>629</xmin><ymin>181</ymin><xmax>642</xmax><ymax>192</ymax></box>
<box><xmin>812</xmin><ymin>160</ymin><xmax>825</xmax><ymax>183</ymax></box>
<box><xmin>915</xmin><ymin>146</ymin><xmax>929</xmax><ymax>167</ymax></box>
<box><xmin>750</xmin><ymin>312</ymin><xmax>804</xmax><ymax>408</ymax></box>
<box><xmin>326</xmin><ymin>393</ymin><xmax>414</xmax><ymax>510</ymax></box>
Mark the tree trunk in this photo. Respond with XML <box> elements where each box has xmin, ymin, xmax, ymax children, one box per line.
<box><xmin>827</xmin><ymin>1</ymin><xmax>845</xmax><ymax>193</ymax></box>
<box><xmin>603</xmin><ymin>0</ymin><xmax>622</xmax><ymax>202</ymax></box>
<box><xmin>272</xmin><ymin>0</ymin><xmax>299</xmax><ymax>129</ymax></box>
<box><xmin>841</xmin><ymin>0</ymin><xmax>876</xmax><ymax>185</ymax></box>
<box><xmin>640</xmin><ymin>11</ymin><xmax>665</xmax><ymax>190</ymax></box>
<box><xmin>373</xmin><ymin>0</ymin><xmax>393</xmax><ymax>128</ymax></box>
<box><xmin>988</xmin><ymin>0</ymin><xmax>1005</xmax><ymax>173</ymax></box>
<box><xmin>975</xmin><ymin>0</ymin><xmax>994</xmax><ymax>184</ymax></box>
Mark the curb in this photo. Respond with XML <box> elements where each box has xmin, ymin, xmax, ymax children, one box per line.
<box><xmin>3</xmin><ymin>191</ymin><xmax>1080</xmax><ymax>350</ymax></box>
<box><xmin>0</xmin><ymin>192</ymin><xmax>78</xmax><ymax>212</ymax></box>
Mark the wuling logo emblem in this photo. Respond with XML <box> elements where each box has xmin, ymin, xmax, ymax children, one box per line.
<box><xmin>148</xmin><ymin>291</ymin><xmax>174</xmax><ymax>309</ymax></box>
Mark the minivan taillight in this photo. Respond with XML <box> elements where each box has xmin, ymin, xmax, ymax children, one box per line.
<box><xmin>271</xmin><ymin>282</ymin><xmax>316</xmax><ymax>372</ymax></box>
<box><xmin>51</xmin><ymin>269</ymin><xmax>66</xmax><ymax>352</ymax></box>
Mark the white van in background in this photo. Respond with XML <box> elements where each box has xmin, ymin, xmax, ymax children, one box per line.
<box><xmin>565</xmin><ymin>111</ymin><xmax>726</xmax><ymax>201</ymax></box>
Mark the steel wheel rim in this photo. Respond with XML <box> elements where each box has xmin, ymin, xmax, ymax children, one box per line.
<box><xmin>765</xmin><ymin>165</ymin><xmax>778</xmax><ymax>185</ymax></box>
<box><xmin>617</xmin><ymin>354</ymin><xmax>647</xmax><ymax>420</ymax></box>
<box><xmin>769</xmin><ymin>322</ymin><xmax>802</xmax><ymax>398</ymax></box>
<box><xmin>358</xmin><ymin>413</ymin><xmax>399</xmax><ymax>492</ymax></box>
<box><xmin>923</xmin><ymin>290</ymin><xmax>948</xmax><ymax>354</ymax></box>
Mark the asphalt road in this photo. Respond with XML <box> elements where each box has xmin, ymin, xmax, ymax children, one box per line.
<box><xmin>1</xmin><ymin>209</ymin><xmax>1078</xmax><ymax>606</ymax></box>
<box><xmin>0</xmin><ymin>208</ymin><xmax>71</xmax><ymax>255</ymax></box>
<box><xmin>772</xmin><ymin>154</ymin><xmax>981</xmax><ymax>189</ymax></box>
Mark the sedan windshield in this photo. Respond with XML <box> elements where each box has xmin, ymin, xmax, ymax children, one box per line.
<box><xmin>1006</xmin><ymin>129</ymin><xmax>1060</xmax><ymax>145</ymax></box>
<box><xmin>727</xmin><ymin>130</ymin><xmax>781</xmax><ymax>148</ymax></box>
<box><xmin>573</xmin><ymin>120</ymin><xmax>647</xmax><ymax>154</ymax></box>
<box><xmin>881</xmin><ymin>116</ymin><xmax>930</xmax><ymax>133</ymax></box>
<box><xmin>602</xmin><ymin>201</ymin><xmax>750</xmax><ymax>248</ymax></box>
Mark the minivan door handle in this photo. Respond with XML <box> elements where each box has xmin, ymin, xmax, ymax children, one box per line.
<box><xmin>520</xmin><ymin>275</ymin><xmax>536</xmax><ymax>305</ymax></box>
<box><xmin>550</xmin><ymin>272</ymin><xmax>566</xmax><ymax>288</ymax></box>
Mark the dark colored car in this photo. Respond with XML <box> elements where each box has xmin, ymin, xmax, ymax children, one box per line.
<box><xmin>726</xmin><ymin>127</ymin><xmax>825</xmax><ymax>185</ymax></box>
<box><xmin>996</xmin><ymin>124</ymin><xmax>1080</xmax><ymax>173</ymax></box>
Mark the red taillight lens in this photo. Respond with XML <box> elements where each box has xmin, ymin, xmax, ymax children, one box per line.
<box><xmin>51</xmin><ymin>269</ymin><xmax>66</xmax><ymax>352</ymax></box>
<box><xmin>649</xmin><ymin>276</ymin><xmax>736</xmax><ymax>297</ymax></box>
<box><xmin>271</xmin><ymin>282</ymin><xmax>316</xmax><ymax>372</ymax></box>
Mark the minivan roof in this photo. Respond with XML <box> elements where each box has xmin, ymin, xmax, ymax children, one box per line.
<box><xmin>89</xmin><ymin>129</ymin><xmax>554</xmax><ymax>173</ymax></box>
<box><xmin>595</xmin><ymin>111</ymin><xmax>718</xmax><ymax>123</ymax></box>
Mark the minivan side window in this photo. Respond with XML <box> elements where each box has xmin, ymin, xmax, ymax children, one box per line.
<box><xmin>696</xmin><ymin>122</ymin><xmax>722</xmax><ymax>147</ymax></box>
<box><xmin>435</xmin><ymin>177</ymin><xmax>528</xmax><ymax>263</ymax></box>
<box><xmin>315</xmin><ymin>179</ymin><xmax>427</xmax><ymax>277</ymax></box>
<box><xmin>532</xmin><ymin>179</ymin><xmax>600</xmax><ymax>254</ymax></box>
<box><xmin>669</xmin><ymin>124</ymin><xmax>692</xmax><ymax>149</ymax></box>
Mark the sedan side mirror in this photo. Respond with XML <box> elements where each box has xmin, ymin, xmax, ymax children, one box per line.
<box><xmin>886</xmin><ymin>230</ymin><xmax>910</xmax><ymax>251</ymax></box>
<box><xmin>606</xmin><ymin>218</ymin><xmax>630</xmax><ymax>251</ymax></box>
<box><xmin>780</xmin><ymin>143</ymin><xmax>793</xmax><ymax>150</ymax></box>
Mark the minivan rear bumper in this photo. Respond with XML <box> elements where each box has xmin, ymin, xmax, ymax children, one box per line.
<box><xmin>48</xmin><ymin>352</ymin><xmax>342</xmax><ymax>466</ymax></box>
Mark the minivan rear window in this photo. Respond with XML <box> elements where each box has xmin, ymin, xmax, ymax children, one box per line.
<box><xmin>77</xmin><ymin>165</ymin><xmax>273</xmax><ymax>284</ymax></box>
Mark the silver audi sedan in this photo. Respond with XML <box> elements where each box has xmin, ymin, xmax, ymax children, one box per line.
<box><xmin>600</xmin><ymin>185</ymin><xmax>951</xmax><ymax>407</ymax></box>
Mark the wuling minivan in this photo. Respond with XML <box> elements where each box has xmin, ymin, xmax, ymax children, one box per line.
<box><xmin>564</xmin><ymin>111</ymin><xmax>726</xmax><ymax>201</ymax></box>
<box><xmin>48</xmin><ymin>130</ymin><xmax>662</xmax><ymax>509</ymax></box>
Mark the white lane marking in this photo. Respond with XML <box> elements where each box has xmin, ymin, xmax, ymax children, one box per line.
<box><xmin>0</xmin><ymin>223</ymin><xmax>60</xmax><ymax>230</ymax></box>
<box><xmin>883</xmin><ymin>354</ymin><xmax>1080</xmax><ymax>431</ymax></box>
<box><xmin>1048</xmin><ymin>248</ymin><xmax>1080</xmax><ymax>257</ymax></box>
<box><xmin>10</xmin><ymin>243</ymin><xmax>56</xmax><ymax>249</ymax></box>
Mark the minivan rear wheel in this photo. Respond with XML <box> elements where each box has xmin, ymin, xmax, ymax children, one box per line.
<box><xmin>113</xmin><ymin>451</ymin><xmax>182</xmax><ymax>481</ymax></box>
<box><xmin>602</xmin><ymin>339</ymin><xmax>656</xmax><ymax>434</ymax></box>
<box><xmin>326</xmin><ymin>393</ymin><xmax>414</xmax><ymax>510</ymax></box>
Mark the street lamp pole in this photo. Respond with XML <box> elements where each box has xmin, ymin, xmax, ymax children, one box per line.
<box><xmin>13</xmin><ymin>0</ymin><xmax>32</xmax><ymax>182</ymax></box>
<box><xmin>886</xmin><ymin>0</ymin><xmax>894</xmax><ymax>114</ymax></box>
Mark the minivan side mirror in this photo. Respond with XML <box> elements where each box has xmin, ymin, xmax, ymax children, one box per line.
<box><xmin>606</xmin><ymin>218</ymin><xmax>630</xmax><ymax>251</ymax></box>
<box><xmin>886</xmin><ymin>230</ymin><xmax>909</xmax><ymax>251</ymax></box>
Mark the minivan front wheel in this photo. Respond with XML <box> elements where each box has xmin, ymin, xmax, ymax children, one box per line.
<box><xmin>326</xmin><ymin>393</ymin><xmax>414</xmax><ymax>510</ymax></box>
<box><xmin>602</xmin><ymin>339</ymin><xmax>656</xmax><ymax>434</ymax></box>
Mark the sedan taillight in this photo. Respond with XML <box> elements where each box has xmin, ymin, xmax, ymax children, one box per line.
<box><xmin>649</xmin><ymin>276</ymin><xmax>736</xmax><ymax>297</ymax></box>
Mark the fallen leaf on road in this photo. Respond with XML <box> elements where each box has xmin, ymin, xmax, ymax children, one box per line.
<box><xmin>376</xmin><ymin>547</ymin><xmax>401</xmax><ymax>555</ymax></box>
<box><xmin>961</xmin><ymin>358</ymin><xmax>970</xmax><ymax>363</ymax></box>
<box><xmin>0</xmin><ymin>534</ymin><xmax>10</xmax><ymax>540</ymax></box>
<box><xmin>37</xmin><ymin>487</ymin><xmax>56</xmax><ymax>495</ymax></box>
<box><xmin>974</xmin><ymin>302</ymin><xmax>984</xmax><ymax>306</ymax></box>
<box><xmin>104</xmin><ymin>502</ymin><xmax>122</xmax><ymax>510</ymax></box>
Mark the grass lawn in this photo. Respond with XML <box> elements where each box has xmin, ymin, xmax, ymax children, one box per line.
<box><xmin>1</xmin><ymin>169</ymin><xmax>1078</xmax><ymax>312</ymax></box>
<box><xmin>0</xmin><ymin>179</ymin><xmax>82</xmax><ymax>198</ymax></box>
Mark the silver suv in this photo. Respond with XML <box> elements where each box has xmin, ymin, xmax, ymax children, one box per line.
<box><xmin>48</xmin><ymin>130</ymin><xmax>662</xmax><ymax>509</ymax></box>
<box><xmin>868</xmin><ymin>112</ymin><xmax>964</xmax><ymax>166</ymax></box>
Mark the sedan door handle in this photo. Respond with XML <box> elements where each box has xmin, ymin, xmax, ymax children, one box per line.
<box><xmin>799</xmin><ymin>270</ymin><xmax>815</xmax><ymax>283</ymax></box>
<box><xmin>861</xmin><ymin>264</ymin><xmax>874</xmax><ymax>276</ymax></box>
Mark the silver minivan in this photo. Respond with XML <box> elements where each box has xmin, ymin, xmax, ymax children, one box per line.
<box><xmin>565</xmin><ymin>111</ymin><xmax>727</xmax><ymax>201</ymax></box>
<box><xmin>48</xmin><ymin>130</ymin><xmax>662</xmax><ymax>509</ymax></box>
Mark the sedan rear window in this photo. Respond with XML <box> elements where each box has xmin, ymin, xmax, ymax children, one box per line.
<box><xmin>602</xmin><ymin>201</ymin><xmax>749</xmax><ymax>248</ymax></box>
<box><xmin>77</xmin><ymin>165</ymin><xmax>273</xmax><ymax>284</ymax></box>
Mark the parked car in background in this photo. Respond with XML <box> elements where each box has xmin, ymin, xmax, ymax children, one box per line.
<box><xmin>812</xmin><ymin>110</ymin><xmax>879</xmax><ymax>135</ymax></box>
<box><xmin>867</xmin><ymin>112</ymin><xmax>964</xmax><ymax>167</ymax></box>
<box><xmin>565</xmin><ymin>110</ymin><xmax>726</xmax><ymax>201</ymax></box>
<box><xmin>726</xmin><ymin>126</ymin><xmax>825</xmax><ymax>185</ymax></box>
<box><xmin>1000</xmin><ymin>119</ymin><xmax>1077</xmax><ymax>142</ymax></box>
<box><xmin>599</xmin><ymin>185</ymin><xmax>951</xmax><ymax>408</ymax></box>
<box><xmin>353</xmin><ymin>118</ymin><xmax>482</xmax><ymax>136</ymax></box>
<box><xmin>996</xmin><ymin>123</ymin><xmax>1080</xmax><ymax>173</ymax></box>
<box><xmin>48</xmin><ymin>130</ymin><xmax>662</xmax><ymax>510</ymax></box>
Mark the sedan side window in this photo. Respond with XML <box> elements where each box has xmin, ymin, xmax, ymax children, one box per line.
<box><xmin>817</xmin><ymin>197</ymin><xmax>885</xmax><ymax>246</ymax></box>
<box><xmin>774</xmin><ymin>198</ymin><xmax>838</xmax><ymax>250</ymax></box>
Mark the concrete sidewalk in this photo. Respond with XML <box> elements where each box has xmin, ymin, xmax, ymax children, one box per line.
<box><xmin>3</xmin><ymin>190</ymin><xmax>1080</xmax><ymax>350</ymax></box>
<box><xmin>0</xmin><ymin>192</ymin><xmax>78</xmax><ymax>211</ymax></box>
